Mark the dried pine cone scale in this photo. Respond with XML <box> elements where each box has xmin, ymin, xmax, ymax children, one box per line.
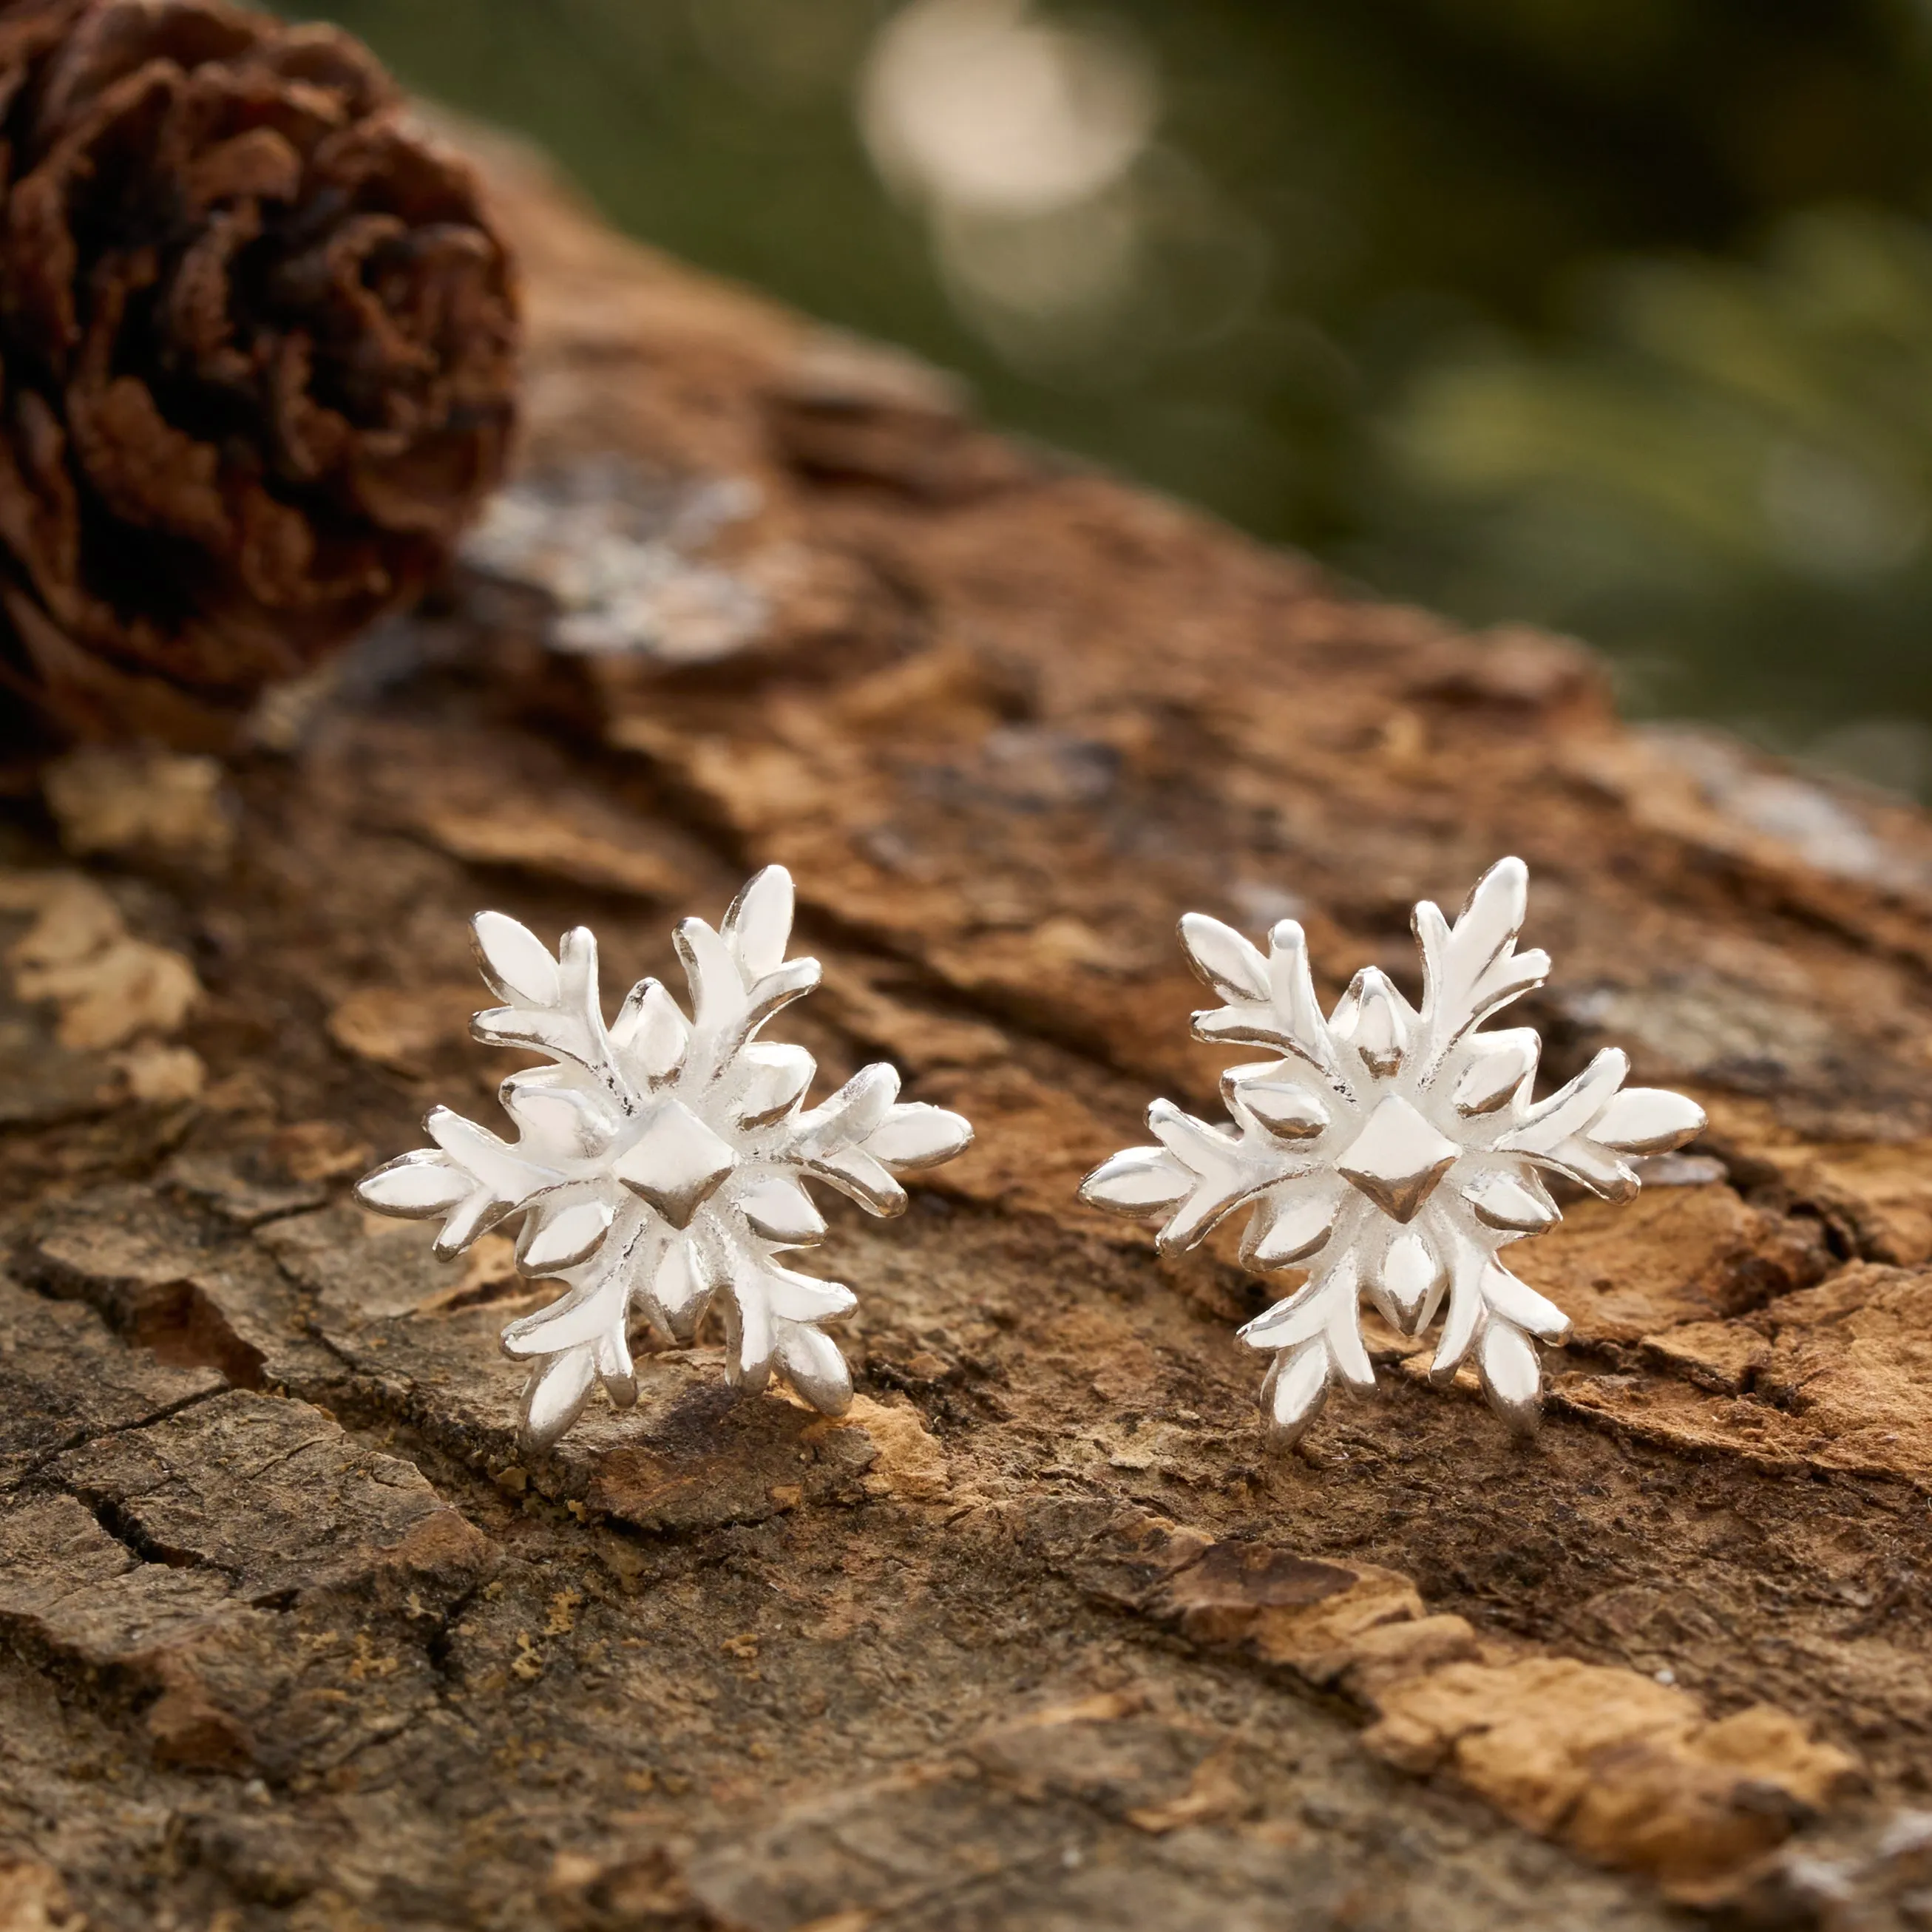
<box><xmin>0</xmin><ymin>0</ymin><xmax>515</xmax><ymax>759</ymax></box>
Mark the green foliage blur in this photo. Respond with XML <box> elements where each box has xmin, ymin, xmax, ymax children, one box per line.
<box><xmin>302</xmin><ymin>0</ymin><xmax>1932</xmax><ymax>793</ymax></box>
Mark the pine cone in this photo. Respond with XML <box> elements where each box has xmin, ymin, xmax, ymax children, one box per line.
<box><xmin>0</xmin><ymin>0</ymin><xmax>517</xmax><ymax>761</ymax></box>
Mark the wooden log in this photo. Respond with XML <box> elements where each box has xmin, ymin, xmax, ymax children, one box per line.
<box><xmin>4</xmin><ymin>128</ymin><xmax>1931</xmax><ymax>1931</ymax></box>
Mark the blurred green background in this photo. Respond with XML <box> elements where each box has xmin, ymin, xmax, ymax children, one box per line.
<box><xmin>302</xmin><ymin>0</ymin><xmax>1932</xmax><ymax>794</ymax></box>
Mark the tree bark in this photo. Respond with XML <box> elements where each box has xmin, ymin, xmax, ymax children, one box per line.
<box><xmin>4</xmin><ymin>128</ymin><xmax>1932</xmax><ymax>1932</ymax></box>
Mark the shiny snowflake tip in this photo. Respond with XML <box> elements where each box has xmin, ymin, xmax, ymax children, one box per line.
<box><xmin>1080</xmin><ymin>857</ymin><xmax>1705</xmax><ymax>1443</ymax></box>
<box><xmin>357</xmin><ymin>867</ymin><xmax>972</xmax><ymax>1450</ymax></box>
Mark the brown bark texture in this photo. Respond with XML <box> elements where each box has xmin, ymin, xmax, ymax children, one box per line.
<box><xmin>4</xmin><ymin>129</ymin><xmax>1932</xmax><ymax>1932</ymax></box>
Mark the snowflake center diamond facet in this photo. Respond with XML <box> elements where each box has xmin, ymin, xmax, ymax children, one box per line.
<box><xmin>1335</xmin><ymin>1094</ymin><xmax>1461</xmax><ymax>1224</ymax></box>
<box><xmin>611</xmin><ymin>1099</ymin><xmax>738</xmax><ymax>1227</ymax></box>
<box><xmin>357</xmin><ymin>867</ymin><xmax>972</xmax><ymax>1451</ymax></box>
<box><xmin>1081</xmin><ymin>858</ymin><xmax>1707</xmax><ymax>1443</ymax></box>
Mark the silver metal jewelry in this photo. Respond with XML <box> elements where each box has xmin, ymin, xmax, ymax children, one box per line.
<box><xmin>1080</xmin><ymin>858</ymin><xmax>1704</xmax><ymax>1443</ymax></box>
<box><xmin>356</xmin><ymin>868</ymin><xmax>972</xmax><ymax>1451</ymax></box>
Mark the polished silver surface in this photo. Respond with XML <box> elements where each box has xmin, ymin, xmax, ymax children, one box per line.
<box><xmin>358</xmin><ymin>867</ymin><xmax>973</xmax><ymax>1451</ymax></box>
<box><xmin>1081</xmin><ymin>858</ymin><xmax>1706</xmax><ymax>1443</ymax></box>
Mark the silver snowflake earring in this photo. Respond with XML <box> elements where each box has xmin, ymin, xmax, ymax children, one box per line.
<box><xmin>1079</xmin><ymin>858</ymin><xmax>1704</xmax><ymax>1443</ymax></box>
<box><xmin>356</xmin><ymin>868</ymin><xmax>972</xmax><ymax>1451</ymax></box>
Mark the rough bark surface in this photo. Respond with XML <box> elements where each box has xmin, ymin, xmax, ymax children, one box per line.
<box><xmin>4</xmin><ymin>129</ymin><xmax>1932</xmax><ymax>1932</ymax></box>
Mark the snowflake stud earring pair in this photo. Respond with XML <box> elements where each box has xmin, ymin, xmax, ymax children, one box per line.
<box><xmin>356</xmin><ymin>868</ymin><xmax>972</xmax><ymax>1451</ymax></box>
<box><xmin>353</xmin><ymin>854</ymin><xmax>1698</xmax><ymax>1459</ymax></box>
<box><xmin>1082</xmin><ymin>858</ymin><xmax>1706</xmax><ymax>1443</ymax></box>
